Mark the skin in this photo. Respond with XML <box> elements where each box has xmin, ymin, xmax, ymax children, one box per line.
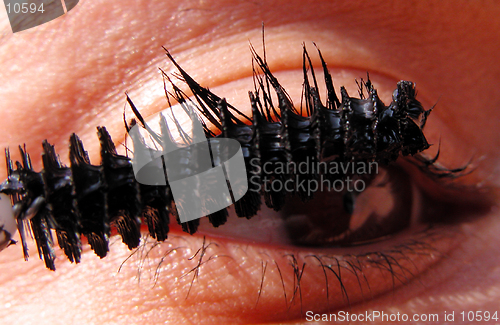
<box><xmin>0</xmin><ymin>0</ymin><xmax>500</xmax><ymax>324</ymax></box>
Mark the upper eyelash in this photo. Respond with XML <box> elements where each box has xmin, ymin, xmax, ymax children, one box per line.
<box><xmin>0</xmin><ymin>44</ymin><xmax>441</xmax><ymax>271</ymax></box>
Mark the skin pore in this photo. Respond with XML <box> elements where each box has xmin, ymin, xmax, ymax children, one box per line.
<box><xmin>1</xmin><ymin>0</ymin><xmax>500</xmax><ymax>324</ymax></box>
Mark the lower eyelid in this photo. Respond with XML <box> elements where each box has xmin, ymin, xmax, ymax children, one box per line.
<box><xmin>0</xmin><ymin>212</ymin><xmax>484</xmax><ymax>324</ymax></box>
<box><xmin>117</xmin><ymin>222</ymin><xmax>463</xmax><ymax>323</ymax></box>
<box><xmin>143</xmin><ymin>171</ymin><xmax>486</xmax><ymax>322</ymax></box>
<box><xmin>132</xmin><ymin>141</ymin><xmax>489</xmax><ymax>322</ymax></box>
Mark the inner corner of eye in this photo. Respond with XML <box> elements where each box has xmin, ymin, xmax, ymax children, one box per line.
<box><xmin>195</xmin><ymin>163</ymin><xmax>428</xmax><ymax>249</ymax></box>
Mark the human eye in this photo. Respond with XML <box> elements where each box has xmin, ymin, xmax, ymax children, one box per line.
<box><xmin>0</xmin><ymin>42</ymin><xmax>495</xmax><ymax>324</ymax></box>
<box><xmin>1</xmin><ymin>2</ymin><xmax>500</xmax><ymax>324</ymax></box>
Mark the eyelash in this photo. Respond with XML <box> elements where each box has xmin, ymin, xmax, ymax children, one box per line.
<box><xmin>0</xmin><ymin>43</ymin><xmax>458</xmax><ymax>272</ymax></box>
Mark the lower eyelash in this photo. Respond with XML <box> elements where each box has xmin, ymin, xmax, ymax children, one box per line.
<box><xmin>122</xmin><ymin>225</ymin><xmax>455</xmax><ymax>315</ymax></box>
<box><xmin>0</xmin><ymin>44</ymin><xmax>445</xmax><ymax>271</ymax></box>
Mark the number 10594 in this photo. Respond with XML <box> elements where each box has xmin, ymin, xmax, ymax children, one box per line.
<box><xmin>6</xmin><ymin>3</ymin><xmax>44</xmax><ymax>14</ymax></box>
<box><xmin>460</xmin><ymin>311</ymin><xmax>498</xmax><ymax>322</ymax></box>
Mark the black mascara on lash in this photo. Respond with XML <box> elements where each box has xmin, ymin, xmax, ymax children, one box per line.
<box><xmin>0</xmin><ymin>44</ymin><xmax>445</xmax><ymax>270</ymax></box>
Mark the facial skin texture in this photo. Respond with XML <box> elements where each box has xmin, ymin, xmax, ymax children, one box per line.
<box><xmin>1</xmin><ymin>0</ymin><xmax>500</xmax><ymax>324</ymax></box>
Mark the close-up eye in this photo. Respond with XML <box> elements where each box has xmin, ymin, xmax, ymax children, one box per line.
<box><xmin>0</xmin><ymin>1</ymin><xmax>500</xmax><ymax>324</ymax></box>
